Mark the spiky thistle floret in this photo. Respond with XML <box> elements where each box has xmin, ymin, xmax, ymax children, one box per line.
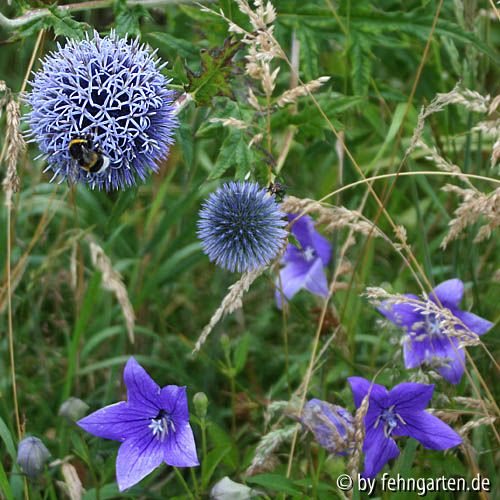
<box><xmin>197</xmin><ymin>181</ymin><xmax>288</xmax><ymax>272</ymax></box>
<box><xmin>25</xmin><ymin>31</ymin><xmax>178</xmax><ymax>191</ymax></box>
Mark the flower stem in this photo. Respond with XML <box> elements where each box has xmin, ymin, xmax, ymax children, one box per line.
<box><xmin>173</xmin><ymin>467</ymin><xmax>195</xmax><ymax>500</ymax></box>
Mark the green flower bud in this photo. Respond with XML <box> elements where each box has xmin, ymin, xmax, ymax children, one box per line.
<box><xmin>193</xmin><ymin>392</ymin><xmax>209</xmax><ymax>419</ymax></box>
<box><xmin>59</xmin><ymin>397</ymin><xmax>89</xmax><ymax>422</ymax></box>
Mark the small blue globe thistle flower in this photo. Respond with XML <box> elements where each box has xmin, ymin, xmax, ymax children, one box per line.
<box><xmin>197</xmin><ymin>181</ymin><xmax>288</xmax><ymax>273</ymax></box>
<box><xmin>25</xmin><ymin>31</ymin><xmax>178</xmax><ymax>191</ymax></box>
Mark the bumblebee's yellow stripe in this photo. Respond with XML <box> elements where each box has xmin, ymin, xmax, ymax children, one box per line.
<box><xmin>69</xmin><ymin>139</ymin><xmax>88</xmax><ymax>146</ymax></box>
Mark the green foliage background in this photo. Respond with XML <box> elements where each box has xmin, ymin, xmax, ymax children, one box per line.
<box><xmin>0</xmin><ymin>0</ymin><xmax>498</xmax><ymax>498</ymax></box>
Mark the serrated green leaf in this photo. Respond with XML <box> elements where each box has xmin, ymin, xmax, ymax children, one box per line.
<box><xmin>187</xmin><ymin>37</ymin><xmax>242</xmax><ymax>106</ymax></box>
<box><xmin>297</xmin><ymin>27</ymin><xmax>319</xmax><ymax>81</ymax></box>
<box><xmin>113</xmin><ymin>0</ymin><xmax>148</xmax><ymax>37</ymax></box>
<box><xmin>47</xmin><ymin>6</ymin><xmax>88</xmax><ymax>40</ymax></box>
<box><xmin>210</xmin><ymin>130</ymin><xmax>252</xmax><ymax>180</ymax></box>
<box><xmin>350</xmin><ymin>33</ymin><xmax>371</xmax><ymax>96</ymax></box>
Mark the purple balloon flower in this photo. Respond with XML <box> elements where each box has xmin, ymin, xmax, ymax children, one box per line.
<box><xmin>348</xmin><ymin>377</ymin><xmax>462</xmax><ymax>479</ymax></box>
<box><xmin>275</xmin><ymin>214</ymin><xmax>331</xmax><ymax>308</ymax></box>
<box><xmin>300</xmin><ymin>399</ymin><xmax>354</xmax><ymax>455</ymax></box>
<box><xmin>378</xmin><ymin>279</ymin><xmax>493</xmax><ymax>384</ymax></box>
<box><xmin>77</xmin><ymin>357</ymin><xmax>199</xmax><ymax>491</ymax></box>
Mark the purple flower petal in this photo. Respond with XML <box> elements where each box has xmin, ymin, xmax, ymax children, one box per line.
<box><xmin>394</xmin><ymin>411</ymin><xmax>462</xmax><ymax>450</ymax></box>
<box><xmin>164</xmin><ymin>422</ymin><xmax>199</xmax><ymax>467</ymax></box>
<box><xmin>287</xmin><ymin>214</ymin><xmax>315</xmax><ymax>249</ymax></box>
<box><xmin>160</xmin><ymin>386</ymin><xmax>189</xmax><ymax>425</ymax></box>
<box><xmin>362</xmin><ymin>427</ymin><xmax>400</xmax><ymax>479</ymax></box>
<box><xmin>432</xmin><ymin>336</ymin><xmax>465</xmax><ymax>384</ymax></box>
<box><xmin>403</xmin><ymin>335</ymin><xmax>431</xmax><ymax>369</ymax></box>
<box><xmin>348</xmin><ymin>377</ymin><xmax>388</xmax><ymax>410</ymax></box>
<box><xmin>77</xmin><ymin>402</ymin><xmax>147</xmax><ymax>442</ymax></box>
<box><xmin>311</xmin><ymin>229</ymin><xmax>331</xmax><ymax>266</ymax></box>
<box><xmin>454</xmin><ymin>310</ymin><xmax>493</xmax><ymax>336</ymax></box>
<box><xmin>303</xmin><ymin>258</ymin><xmax>329</xmax><ymax>297</ymax></box>
<box><xmin>116</xmin><ymin>432</ymin><xmax>164</xmax><ymax>491</ymax></box>
<box><xmin>287</xmin><ymin>214</ymin><xmax>331</xmax><ymax>266</ymax></box>
<box><xmin>277</xmin><ymin>260</ymin><xmax>312</xmax><ymax>300</ymax></box>
<box><xmin>430</xmin><ymin>279</ymin><xmax>464</xmax><ymax>308</ymax></box>
<box><xmin>388</xmin><ymin>383</ymin><xmax>434</xmax><ymax>414</ymax></box>
<box><xmin>124</xmin><ymin>357</ymin><xmax>161</xmax><ymax>413</ymax></box>
<box><xmin>377</xmin><ymin>294</ymin><xmax>421</xmax><ymax>330</ymax></box>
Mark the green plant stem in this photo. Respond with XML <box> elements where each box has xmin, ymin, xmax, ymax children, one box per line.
<box><xmin>201</xmin><ymin>418</ymin><xmax>207</xmax><ymax>462</ymax></box>
<box><xmin>190</xmin><ymin>467</ymin><xmax>200</xmax><ymax>498</ymax></box>
<box><xmin>0</xmin><ymin>0</ymin><xmax>215</xmax><ymax>29</ymax></box>
<box><xmin>173</xmin><ymin>467</ymin><xmax>195</xmax><ymax>500</ymax></box>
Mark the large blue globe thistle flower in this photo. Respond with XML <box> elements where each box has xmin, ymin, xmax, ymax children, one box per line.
<box><xmin>25</xmin><ymin>31</ymin><xmax>178</xmax><ymax>191</ymax></box>
<box><xmin>197</xmin><ymin>181</ymin><xmax>288</xmax><ymax>272</ymax></box>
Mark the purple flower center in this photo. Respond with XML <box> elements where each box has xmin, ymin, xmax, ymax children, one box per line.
<box><xmin>374</xmin><ymin>405</ymin><xmax>406</xmax><ymax>438</ymax></box>
<box><xmin>425</xmin><ymin>312</ymin><xmax>443</xmax><ymax>338</ymax></box>
<box><xmin>302</xmin><ymin>246</ymin><xmax>316</xmax><ymax>262</ymax></box>
<box><xmin>148</xmin><ymin>409</ymin><xmax>176</xmax><ymax>441</ymax></box>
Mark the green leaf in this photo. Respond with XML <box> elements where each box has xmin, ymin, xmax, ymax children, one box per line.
<box><xmin>297</xmin><ymin>27</ymin><xmax>319</xmax><ymax>81</ymax></box>
<box><xmin>350</xmin><ymin>32</ymin><xmax>371</xmax><ymax>96</ymax></box>
<box><xmin>107</xmin><ymin>187</ymin><xmax>138</xmax><ymax>228</ymax></box>
<box><xmin>367</xmin><ymin>101</ymin><xmax>407</xmax><ymax>170</ymax></box>
<box><xmin>233</xmin><ymin>331</ymin><xmax>251</xmax><ymax>375</ymax></box>
<box><xmin>148</xmin><ymin>32</ymin><xmax>200</xmax><ymax>60</ymax></box>
<box><xmin>177</xmin><ymin>123</ymin><xmax>194</xmax><ymax>168</ymax></box>
<box><xmin>201</xmin><ymin>446</ymin><xmax>230</xmax><ymax>489</ymax></box>
<box><xmin>47</xmin><ymin>6</ymin><xmax>88</xmax><ymax>40</ymax></box>
<box><xmin>0</xmin><ymin>460</ymin><xmax>13</xmax><ymax>500</ymax></box>
<box><xmin>246</xmin><ymin>473</ymin><xmax>303</xmax><ymax>495</ymax></box>
<box><xmin>210</xmin><ymin>130</ymin><xmax>252</xmax><ymax>180</ymax></box>
<box><xmin>113</xmin><ymin>0</ymin><xmax>149</xmax><ymax>37</ymax></box>
<box><xmin>0</xmin><ymin>417</ymin><xmax>16</xmax><ymax>460</ymax></box>
<box><xmin>83</xmin><ymin>483</ymin><xmax>120</xmax><ymax>500</ymax></box>
<box><xmin>187</xmin><ymin>37</ymin><xmax>242</xmax><ymax>106</ymax></box>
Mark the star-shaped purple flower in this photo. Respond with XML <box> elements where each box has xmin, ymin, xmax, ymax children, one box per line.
<box><xmin>348</xmin><ymin>377</ymin><xmax>462</xmax><ymax>479</ymax></box>
<box><xmin>378</xmin><ymin>279</ymin><xmax>493</xmax><ymax>384</ymax></box>
<box><xmin>77</xmin><ymin>357</ymin><xmax>199</xmax><ymax>491</ymax></box>
<box><xmin>275</xmin><ymin>214</ymin><xmax>332</xmax><ymax>308</ymax></box>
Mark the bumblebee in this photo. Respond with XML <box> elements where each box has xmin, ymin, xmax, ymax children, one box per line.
<box><xmin>68</xmin><ymin>136</ymin><xmax>110</xmax><ymax>176</ymax></box>
<box><xmin>267</xmin><ymin>180</ymin><xmax>287</xmax><ymax>202</ymax></box>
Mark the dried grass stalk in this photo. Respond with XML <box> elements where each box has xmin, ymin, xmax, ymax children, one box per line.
<box><xmin>1</xmin><ymin>82</ymin><xmax>24</xmax><ymax>209</ymax></box>
<box><xmin>276</xmin><ymin>76</ymin><xmax>330</xmax><ymax>107</ymax></box>
<box><xmin>281</xmin><ymin>196</ymin><xmax>385</xmax><ymax>238</ymax></box>
<box><xmin>192</xmin><ymin>266</ymin><xmax>266</xmax><ymax>354</ymax></box>
<box><xmin>88</xmin><ymin>240</ymin><xmax>135</xmax><ymax>343</ymax></box>
<box><xmin>346</xmin><ymin>393</ymin><xmax>369</xmax><ymax>496</ymax></box>
<box><xmin>209</xmin><ymin>117</ymin><xmax>248</xmax><ymax>130</ymax></box>
<box><xmin>417</xmin><ymin>139</ymin><xmax>473</xmax><ymax>187</ymax></box>
<box><xmin>459</xmin><ymin>416</ymin><xmax>497</xmax><ymax>437</ymax></box>
<box><xmin>245</xmin><ymin>424</ymin><xmax>299</xmax><ymax>476</ymax></box>
<box><xmin>441</xmin><ymin>185</ymin><xmax>500</xmax><ymax>248</ymax></box>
